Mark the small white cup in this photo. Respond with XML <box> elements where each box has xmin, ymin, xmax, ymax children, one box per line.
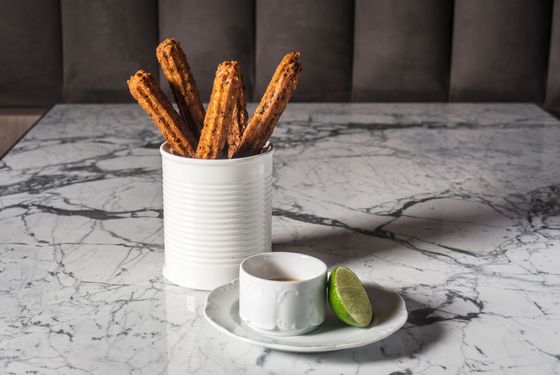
<box><xmin>239</xmin><ymin>252</ymin><xmax>327</xmax><ymax>336</ymax></box>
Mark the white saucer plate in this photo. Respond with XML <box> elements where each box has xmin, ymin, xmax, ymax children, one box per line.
<box><xmin>203</xmin><ymin>278</ymin><xmax>408</xmax><ymax>353</ymax></box>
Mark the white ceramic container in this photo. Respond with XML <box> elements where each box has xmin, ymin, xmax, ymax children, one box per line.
<box><xmin>239</xmin><ymin>252</ymin><xmax>327</xmax><ymax>336</ymax></box>
<box><xmin>160</xmin><ymin>142</ymin><xmax>273</xmax><ymax>290</ymax></box>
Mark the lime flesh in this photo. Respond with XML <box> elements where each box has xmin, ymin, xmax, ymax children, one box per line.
<box><xmin>328</xmin><ymin>266</ymin><xmax>373</xmax><ymax>327</ymax></box>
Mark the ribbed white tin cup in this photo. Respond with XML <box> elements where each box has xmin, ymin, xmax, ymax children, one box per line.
<box><xmin>160</xmin><ymin>142</ymin><xmax>273</xmax><ymax>290</ymax></box>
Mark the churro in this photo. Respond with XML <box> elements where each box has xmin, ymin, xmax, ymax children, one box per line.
<box><xmin>195</xmin><ymin>61</ymin><xmax>241</xmax><ymax>159</ymax></box>
<box><xmin>127</xmin><ymin>70</ymin><xmax>197</xmax><ymax>157</ymax></box>
<box><xmin>227</xmin><ymin>73</ymin><xmax>248</xmax><ymax>158</ymax></box>
<box><xmin>233</xmin><ymin>52</ymin><xmax>301</xmax><ymax>158</ymax></box>
<box><xmin>157</xmin><ymin>38</ymin><xmax>206</xmax><ymax>139</ymax></box>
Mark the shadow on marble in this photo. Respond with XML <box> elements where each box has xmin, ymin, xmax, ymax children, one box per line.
<box><xmin>283</xmin><ymin>287</ymin><xmax>444</xmax><ymax>363</ymax></box>
<box><xmin>273</xmin><ymin>196</ymin><xmax>518</xmax><ymax>264</ymax></box>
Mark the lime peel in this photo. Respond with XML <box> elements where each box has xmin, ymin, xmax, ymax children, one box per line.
<box><xmin>328</xmin><ymin>266</ymin><xmax>373</xmax><ymax>327</ymax></box>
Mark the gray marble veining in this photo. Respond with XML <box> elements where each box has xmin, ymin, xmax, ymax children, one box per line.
<box><xmin>1</xmin><ymin>103</ymin><xmax>560</xmax><ymax>374</ymax></box>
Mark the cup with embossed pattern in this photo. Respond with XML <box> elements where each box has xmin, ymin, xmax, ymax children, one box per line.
<box><xmin>239</xmin><ymin>252</ymin><xmax>327</xmax><ymax>336</ymax></box>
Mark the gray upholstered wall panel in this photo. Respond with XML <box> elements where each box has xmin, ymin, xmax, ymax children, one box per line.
<box><xmin>352</xmin><ymin>0</ymin><xmax>452</xmax><ymax>102</ymax></box>
<box><xmin>61</xmin><ymin>0</ymin><xmax>158</xmax><ymax>102</ymax></box>
<box><xmin>1</xmin><ymin>0</ymin><xmax>558</xmax><ymax>106</ymax></box>
<box><xmin>0</xmin><ymin>0</ymin><xmax>61</xmax><ymax>106</ymax></box>
<box><xmin>545</xmin><ymin>0</ymin><xmax>560</xmax><ymax>111</ymax></box>
<box><xmin>450</xmin><ymin>0</ymin><xmax>552</xmax><ymax>102</ymax></box>
<box><xmin>159</xmin><ymin>0</ymin><xmax>255</xmax><ymax>102</ymax></box>
<box><xmin>255</xmin><ymin>0</ymin><xmax>353</xmax><ymax>102</ymax></box>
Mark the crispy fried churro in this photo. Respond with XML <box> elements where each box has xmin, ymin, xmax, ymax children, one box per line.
<box><xmin>128</xmin><ymin>70</ymin><xmax>197</xmax><ymax>157</ymax></box>
<box><xmin>157</xmin><ymin>38</ymin><xmax>206</xmax><ymax>139</ymax></box>
<box><xmin>227</xmin><ymin>73</ymin><xmax>248</xmax><ymax>158</ymax></box>
<box><xmin>233</xmin><ymin>52</ymin><xmax>301</xmax><ymax>158</ymax></box>
<box><xmin>195</xmin><ymin>61</ymin><xmax>241</xmax><ymax>159</ymax></box>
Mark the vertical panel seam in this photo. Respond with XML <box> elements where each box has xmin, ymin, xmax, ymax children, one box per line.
<box><xmin>348</xmin><ymin>0</ymin><xmax>356</xmax><ymax>102</ymax></box>
<box><xmin>543</xmin><ymin>0</ymin><xmax>556</xmax><ymax>107</ymax></box>
<box><xmin>156</xmin><ymin>0</ymin><xmax>160</xmax><ymax>84</ymax></box>
<box><xmin>252</xmin><ymin>0</ymin><xmax>258</xmax><ymax>102</ymax></box>
<box><xmin>251</xmin><ymin>0</ymin><xmax>256</xmax><ymax>102</ymax></box>
<box><xmin>447</xmin><ymin>0</ymin><xmax>457</xmax><ymax>102</ymax></box>
<box><xmin>351</xmin><ymin>0</ymin><xmax>358</xmax><ymax>102</ymax></box>
<box><xmin>58</xmin><ymin>0</ymin><xmax>65</xmax><ymax>103</ymax></box>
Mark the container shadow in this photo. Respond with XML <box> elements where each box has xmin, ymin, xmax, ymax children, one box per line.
<box><xmin>286</xmin><ymin>286</ymin><xmax>444</xmax><ymax>363</ymax></box>
<box><xmin>272</xmin><ymin>196</ymin><xmax>516</xmax><ymax>267</ymax></box>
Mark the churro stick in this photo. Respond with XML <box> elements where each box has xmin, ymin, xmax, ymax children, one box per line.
<box><xmin>232</xmin><ymin>52</ymin><xmax>302</xmax><ymax>158</ymax></box>
<box><xmin>127</xmin><ymin>70</ymin><xmax>197</xmax><ymax>157</ymax></box>
<box><xmin>227</xmin><ymin>72</ymin><xmax>248</xmax><ymax>158</ymax></box>
<box><xmin>157</xmin><ymin>38</ymin><xmax>206</xmax><ymax>139</ymax></box>
<box><xmin>195</xmin><ymin>62</ymin><xmax>241</xmax><ymax>159</ymax></box>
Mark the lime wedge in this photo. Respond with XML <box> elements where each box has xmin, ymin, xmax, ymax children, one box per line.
<box><xmin>328</xmin><ymin>266</ymin><xmax>373</xmax><ymax>327</ymax></box>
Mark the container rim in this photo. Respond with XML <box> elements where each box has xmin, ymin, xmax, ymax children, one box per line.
<box><xmin>240</xmin><ymin>252</ymin><xmax>327</xmax><ymax>285</ymax></box>
<box><xmin>160</xmin><ymin>142</ymin><xmax>273</xmax><ymax>164</ymax></box>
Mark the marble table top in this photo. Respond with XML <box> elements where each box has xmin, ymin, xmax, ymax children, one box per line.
<box><xmin>1</xmin><ymin>103</ymin><xmax>560</xmax><ymax>374</ymax></box>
